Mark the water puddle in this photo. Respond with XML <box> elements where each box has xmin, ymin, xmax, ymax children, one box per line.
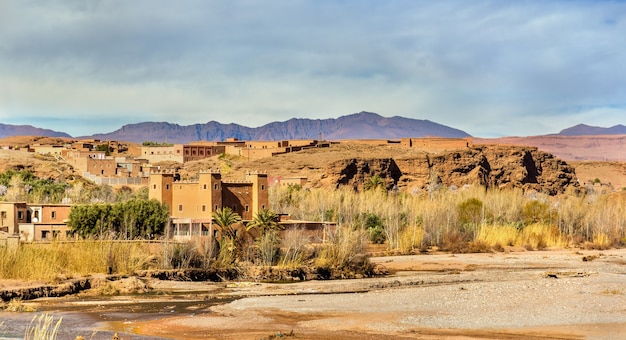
<box><xmin>0</xmin><ymin>292</ymin><xmax>234</xmax><ymax>339</ymax></box>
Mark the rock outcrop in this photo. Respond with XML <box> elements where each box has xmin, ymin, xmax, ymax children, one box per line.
<box><xmin>316</xmin><ymin>145</ymin><xmax>578</xmax><ymax>195</ymax></box>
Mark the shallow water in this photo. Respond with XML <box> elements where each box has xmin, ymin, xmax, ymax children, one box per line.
<box><xmin>0</xmin><ymin>293</ymin><xmax>232</xmax><ymax>340</ymax></box>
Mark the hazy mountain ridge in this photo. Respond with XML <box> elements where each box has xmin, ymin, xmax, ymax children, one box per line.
<box><xmin>84</xmin><ymin>111</ymin><xmax>471</xmax><ymax>143</ymax></box>
<box><xmin>558</xmin><ymin>124</ymin><xmax>626</xmax><ymax>136</ymax></box>
<box><xmin>0</xmin><ymin>123</ymin><xmax>71</xmax><ymax>139</ymax></box>
<box><xmin>3</xmin><ymin>114</ymin><xmax>625</xmax><ymax>143</ymax></box>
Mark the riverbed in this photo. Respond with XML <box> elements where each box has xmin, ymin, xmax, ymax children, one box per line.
<box><xmin>2</xmin><ymin>249</ymin><xmax>626</xmax><ymax>339</ymax></box>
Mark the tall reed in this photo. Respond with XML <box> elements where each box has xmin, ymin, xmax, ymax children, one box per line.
<box><xmin>270</xmin><ymin>184</ymin><xmax>626</xmax><ymax>252</ymax></box>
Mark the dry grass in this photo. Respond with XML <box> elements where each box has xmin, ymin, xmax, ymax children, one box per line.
<box><xmin>271</xmin><ymin>184</ymin><xmax>626</xmax><ymax>253</ymax></box>
<box><xmin>0</xmin><ymin>240</ymin><xmax>160</xmax><ymax>282</ymax></box>
<box><xmin>24</xmin><ymin>314</ymin><xmax>62</xmax><ymax>340</ymax></box>
<box><xmin>2</xmin><ymin>298</ymin><xmax>37</xmax><ymax>312</ymax></box>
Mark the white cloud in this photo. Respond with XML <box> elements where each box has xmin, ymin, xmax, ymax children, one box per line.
<box><xmin>1</xmin><ymin>1</ymin><xmax>625</xmax><ymax>136</ymax></box>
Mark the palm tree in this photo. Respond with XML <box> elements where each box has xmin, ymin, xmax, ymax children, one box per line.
<box><xmin>246</xmin><ymin>208</ymin><xmax>281</xmax><ymax>234</ymax></box>
<box><xmin>364</xmin><ymin>174</ymin><xmax>386</xmax><ymax>192</ymax></box>
<box><xmin>212</xmin><ymin>207</ymin><xmax>242</xmax><ymax>240</ymax></box>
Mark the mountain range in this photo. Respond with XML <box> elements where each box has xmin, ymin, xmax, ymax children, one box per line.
<box><xmin>3</xmin><ymin>112</ymin><xmax>470</xmax><ymax>143</ymax></box>
<box><xmin>1</xmin><ymin>112</ymin><xmax>624</xmax><ymax>143</ymax></box>
<box><xmin>558</xmin><ymin>124</ymin><xmax>626</xmax><ymax>136</ymax></box>
<box><xmin>0</xmin><ymin>123</ymin><xmax>71</xmax><ymax>139</ymax></box>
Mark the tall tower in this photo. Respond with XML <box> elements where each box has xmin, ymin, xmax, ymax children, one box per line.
<box><xmin>198</xmin><ymin>171</ymin><xmax>223</xmax><ymax>216</ymax></box>
<box><xmin>247</xmin><ymin>172</ymin><xmax>269</xmax><ymax>217</ymax></box>
<box><xmin>149</xmin><ymin>173</ymin><xmax>174</xmax><ymax>215</ymax></box>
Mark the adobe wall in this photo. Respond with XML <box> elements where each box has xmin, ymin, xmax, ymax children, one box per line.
<box><xmin>183</xmin><ymin>145</ymin><xmax>225</xmax><ymax>162</ymax></box>
<box><xmin>239</xmin><ymin>148</ymin><xmax>285</xmax><ymax>160</ymax></box>
<box><xmin>39</xmin><ymin>205</ymin><xmax>71</xmax><ymax>224</ymax></box>
<box><xmin>400</xmin><ymin>137</ymin><xmax>473</xmax><ymax>150</ymax></box>
<box><xmin>222</xmin><ymin>182</ymin><xmax>255</xmax><ymax>220</ymax></box>
<box><xmin>140</xmin><ymin>145</ymin><xmax>184</xmax><ymax>163</ymax></box>
<box><xmin>171</xmin><ymin>182</ymin><xmax>206</xmax><ymax>219</ymax></box>
<box><xmin>338</xmin><ymin>139</ymin><xmax>396</xmax><ymax>146</ymax></box>
<box><xmin>80</xmin><ymin>158</ymin><xmax>117</xmax><ymax>176</ymax></box>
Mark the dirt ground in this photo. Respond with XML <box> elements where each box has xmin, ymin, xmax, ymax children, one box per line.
<box><xmin>118</xmin><ymin>249</ymin><xmax>626</xmax><ymax>340</ymax></box>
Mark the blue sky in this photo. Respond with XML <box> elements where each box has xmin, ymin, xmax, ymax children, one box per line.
<box><xmin>1</xmin><ymin>1</ymin><xmax>625</xmax><ymax>137</ymax></box>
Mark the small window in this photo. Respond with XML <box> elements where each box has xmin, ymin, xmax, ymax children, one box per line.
<box><xmin>214</xmin><ymin>184</ymin><xmax>218</xmax><ymax>190</ymax></box>
<box><xmin>203</xmin><ymin>184</ymin><xmax>207</xmax><ymax>190</ymax></box>
<box><xmin>178</xmin><ymin>204</ymin><xmax>183</xmax><ymax>212</ymax></box>
<box><xmin>232</xmin><ymin>205</ymin><xmax>237</xmax><ymax>211</ymax></box>
<box><xmin>214</xmin><ymin>205</ymin><xmax>219</xmax><ymax>211</ymax></box>
<box><xmin>0</xmin><ymin>211</ymin><xmax>6</xmax><ymax>219</ymax></box>
<box><xmin>51</xmin><ymin>211</ymin><xmax>56</xmax><ymax>220</ymax></box>
<box><xmin>245</xmin><ymin>205</ymin><xmax>249</xmax><ymax>212</ymax></box>
<box><xmin>166</xmin><ymin>184</ymin><xmax>170</xmax><ymax>190</ymax></box>
<box><xmin>213</xmin><ymin>229</ymin><xmax>218</xmax><ymax>238</ymax></box>
<box><xmin>153</xmin><ymin>184</ymin><xmax>157</xmax><ymax>190</ymax></box>
<box><xmin>202</xmin><ymin>205</ymin><xmax>206</xmax><ymax>212</ymax></box>
<box><xmin>261</xmin><ymin>184</ymin><xmax>265</xmax><ymax>191</ymax></box>
<box><xmin>18</xmin><ymin>211</ymin><xmax>24</xmax><ymax>220</ymax></box>
<box><xmin>262</xmin><ymin>205</ymin><xmax>265</xmax><ymax>210</ymax></box>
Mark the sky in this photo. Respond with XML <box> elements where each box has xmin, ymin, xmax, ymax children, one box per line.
<box><xmin>1</xmin><ymin>1</ymin><xmax>625</xmax><ymax>138</ymax></box>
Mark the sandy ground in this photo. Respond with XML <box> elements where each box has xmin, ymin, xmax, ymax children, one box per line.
<box><xmin>119</xmin><ymin>249</ymin><xmax>626</xmax><ymax>340</ymax></box>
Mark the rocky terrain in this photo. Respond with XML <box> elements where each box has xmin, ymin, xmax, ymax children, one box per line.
<box><xmin>3</xmin><ymin>137</ymin><xmax>626</xmax><ymax>195</ymax></box>
<box><xmin>213</xmin><ymin>143</ymin><xmax>579</xmax><ymax>195</ymax></box>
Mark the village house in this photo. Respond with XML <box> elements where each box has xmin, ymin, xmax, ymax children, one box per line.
<box><xmin>268</xmin><ymin>175</ymin><xmax>308</xmax><ymax>188</ymax></box>
<box><xmin>149</xmin><ymin>171</ymin><xmax>334</xmax><ymax>243</ymax></box>
<box><xmin>0</xmin><ymin>202</ymin><xmax>72</xmax><ymax>242</ymax></box>
<box><xmin>139</xmin><ymin>144</ymin><xmax>226</xmax><ymax>164</ymax></box>
<box><xmin>149</xmin><ymin>171</ymin><xmax>269</xmax><ymax>242</ymax></box>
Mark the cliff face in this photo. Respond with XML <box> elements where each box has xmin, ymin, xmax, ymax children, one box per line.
<box><xmin>316</xmin><ymin>145</ymin><xmax>578</xmax><ymax>195</ymax></box>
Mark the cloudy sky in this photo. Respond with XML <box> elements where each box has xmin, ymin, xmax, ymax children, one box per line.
<box><xmin>1</xmin><ymin>1</ymin><xmax>625</xmax><ymax>137</ymax></box>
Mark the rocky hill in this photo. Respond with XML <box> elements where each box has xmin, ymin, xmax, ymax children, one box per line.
<box><xmin>84</xmin><ymin>111</ymin><xmax>470</xmax><ymax>143</ymax></box>
<box><xmin>313</xmin><ymin>145</ymin><xmax>577</xmax><ymax>195</ymax></box>
<box><xmin>183</xmin><ymin>143</ymin><xmax>579</xmax><ymax>196</ymax></box>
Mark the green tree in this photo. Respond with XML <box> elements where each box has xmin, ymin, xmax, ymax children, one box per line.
<box><xmin>247</xmin><ymin>208</ymin><xmax>282</xmax><ymax>266</ymax></box>
<box><xmin>68</xmin><ymin>203</ymin><xmax>113</xmax><ymax>238</ymax></box>
<box><xmin>356</xmin><ymin>213</ymin><xmax>386</xmax><ymax>244</ymax></box>
<box><xmin>212</xmin><ymin>207</ymin><xmax>242</xmax><ymax>240</ymax></box>
<box><xmin>68</xmin><ymin>199</ymin><xmax>169</xmax><ymax>239</ymax></box>
<box><xmin>457</xmin><ymin>198</ymin><xmax>484</xmax><ymax>226</ymax></box>
<box><xmin>522</xmin><ymin>200</ymin><xmax>555</xmax><ymax>226</ymax></box>
<box><xmin>246</xmin><ymin>208</ymin><xmax>281</xmax><ymax>234</ymax></box>
<box><xmin>95</xmin><ymin>144</ymin><xmax>111</xmax><ymax>156</ymax></box>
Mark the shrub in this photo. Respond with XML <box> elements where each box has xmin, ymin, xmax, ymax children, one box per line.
<box><xmin>314</xmin><ymin>226</ymin><xmax>367</xmax><ymax>270</ymax></box>
<box><xmin>279</xmin><ymin>228</ymin><xmax>311</xmax><ymax>268</ymax></box>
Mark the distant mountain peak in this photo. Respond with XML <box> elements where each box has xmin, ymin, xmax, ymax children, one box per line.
<box><xmin>1</xmin><ymin>112</ymin><xmax>472</xmax><ymax>143</ymax></box>
<box><xmin>0</xmin><ymin>123</ymin><xmax>71</xmax><ymax>139</ymax></box>
<box><xmin>559</xmin><ymin>124</ymin><xmax>626</xmax><ymax>136</ymax></box>
<box><xmin>87</xmin><ymin>112</ymin><xmax>471</xmax><ymax>143</ymax></box>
